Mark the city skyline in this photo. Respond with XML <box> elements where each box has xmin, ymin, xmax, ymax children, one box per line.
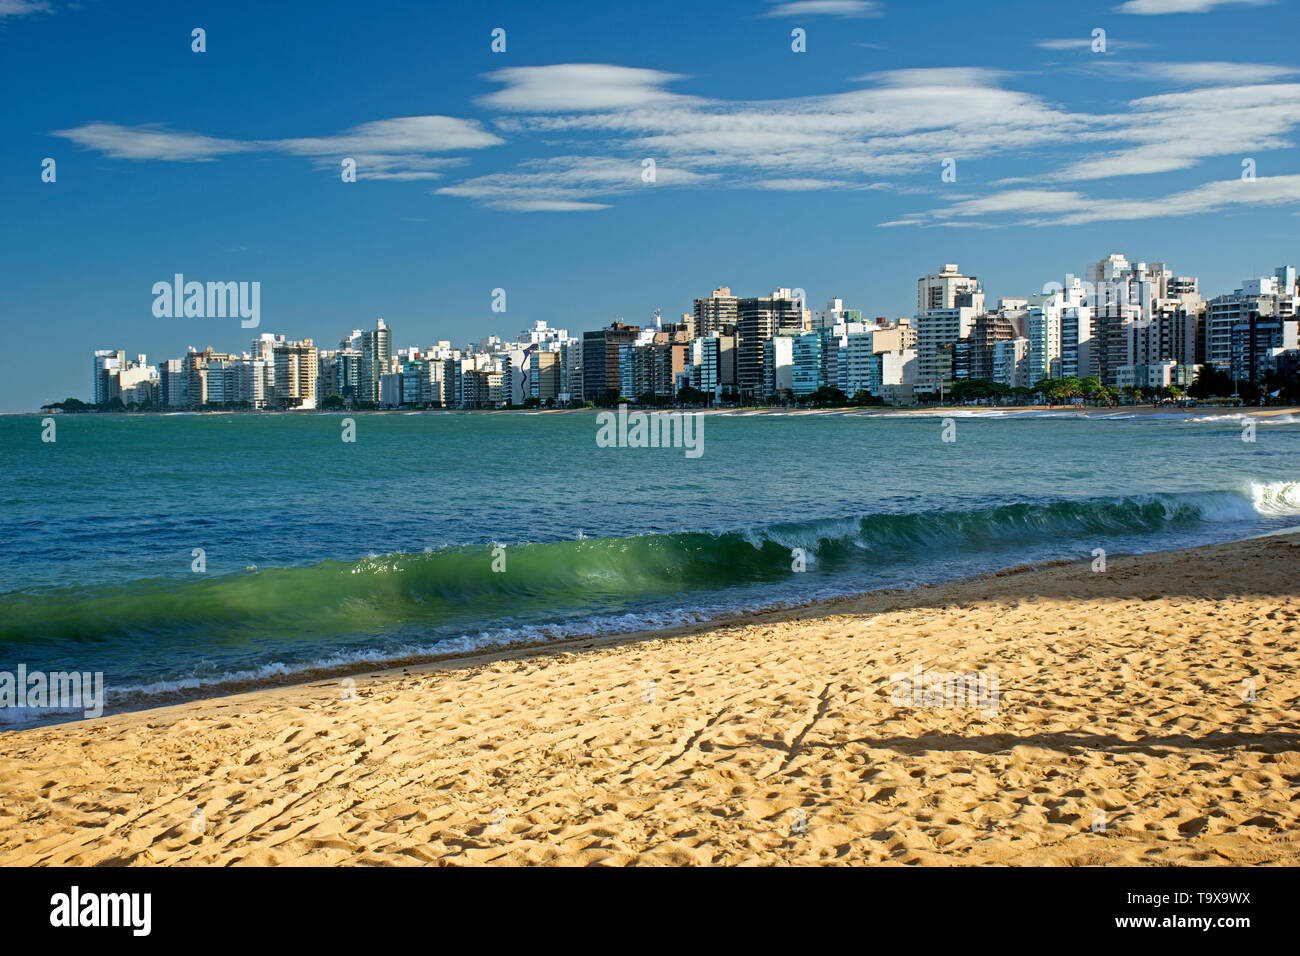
<box><xmin>5</xmin><ymin>0</ymin><xmax>1300</xmax><ymax>410</ymax></box>
<box><xmin>72</xmin><ymin>249</ymin><xmax>1300</xmax><ymax>412</ymax></box>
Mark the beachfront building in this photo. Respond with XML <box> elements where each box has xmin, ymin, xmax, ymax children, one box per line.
<box><xmin>916</xmin><ymin>298</ymin><xmax>983</xmax><ymax>394</ymax></box>
<box><xmin>693</xmin><ymin>287</ymin><xmax>738</xmax><ymax>338</ymax></box>
<box><xmin>251</xmin><ymin>334</ymin><xmax>318</xmax><ymax>410</ymax></box>
<box><xmin>159</xmin><ymin>357</ymin><xmax>186</xmax><ymax>407</ymax></box>
<box><xmin>689</xmin><ymin>335</ymin><xmax>720</xmax><ymax>398</ymax></box>
<box><xmin>789</xmin><ymin>331</ymin><xmax>824</xmax><ymax>396</ymax></box>
<box><xmin>529</xmin><ymin>350</ymin><xmax>562</xmax><ymax>404</ymax></box>
<box><xmin>1205</xmin><ymin>270</ymin><xmax>1298</xmax><ymax>370</ymax></box>
<box><xmin>1083</xmin><ymin>254</ymin><xmax>1201</xmax><ymax>385</ymax></box>
<box><xmin>560</xmin><ymin>339</ymin><xmax>583</xmax><ymax>405</ymax></box>
<box><xmin>358</xmin><ymin>319</ymin><xmax>392</xmax><ymax>404</ymax></box>
<box><xmin>379</xmin><ymin>372</ymin><xmax>403</xmax><ymax>408</ymax></box>
<box><xmin>1025</xmin><ymin>277</ymin><xmax>1091</xmax><ymax>382</ymax></box>
<box><xmin>762</xmin><ymin>334</ymin><xmax>795</xmax><ymax>397</ymax></box>
<box><xmin>401</xmin><ymin>355</ymin><xmax>457</xmax><ymax>407</ymax></box>
<box><xmin>966</xmin><ymin>305</ymin><xmax>1022</xmax><ymax>382</ymax></box>
<box><xmin>737</xmin><ymin>289</ymin><xmax>806</xmax><ymax>398</ymax></box>
<box><xmin>1230</xmin><ymin>316</ymin><xmax>1300</xmax><ymax>387</ymax></box>
<box><xmin>91</xmin><ymin>350</ymin><xmax>124</xmax><ymax>404</ymax></box>
<box><xmin>582</xmin><ymin>322</ymin><xmax>640</xmax><ymax>404</ymax></box>
<box><xmin>992</xmin><ymin>338</ymin><xmax>1031</xmax><ymax>389</ymax></box>
<box><xmin>914</xmin><ymin>265</ymin><xmax>983</xmax><ymax>396</ymax></box>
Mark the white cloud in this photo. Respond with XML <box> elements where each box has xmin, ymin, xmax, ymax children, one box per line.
<box><xmin>307</xmin><ymin>154</ymin><xmax>466</xmax><ymax>181</ymax></box>
<box><xmin>1115</xmin><ymin>0</ymin><xmax>1273</xmax><ymax>13</ymax></box>
<box><xmin>752</xmin><ymin>177</ymin><xmax>855</xmax><ymax>190</ymax></box>
<box><xmin>489</xmin><ymin>66</ymin><xmax>1090</xmax><ymax>182</ymax></box>
<box><xmin>891</xmin><ymin>174</ymin><xmax>1300</xmax><ymax>227</ymax></box>
<box><xmin>1035</xmin><ymin>37</ymin><xmax>1149</xmax><ymax>50</ymax></box>
<box><xmin>0</xmin><ymin>0</ymin><xmax>50</xmax><ymax>17</ymax></box>
<box><xmin>52</xmin><ymin>116</ymin><xmax>502</xmax><ymax>179</ymax></box>
<box><xmin>492</xmin><ymin>200</ymin><xmax>612</xmax><ymax>212</ymax></box>
<box><xmin>1053</xmin><ymin>83</ymin><xmax>1300</xmax><ymax>181</ymax></box>
<box><xmin>458</xmin><ymin>65</ymin><xmax>1120</xmax><ymax>210</ymax></box>
<box><xmin>273</xmin><ymin>116</ymin><xmax>503</xmax><ymax>155</ymax></box>
<box><xmin>481</xmin><ymin>64</ymin><xmax>691</xmax><ymax>112</ymax></box>
<box><xmin>762</xmin><ymin>0</ymin><xmax>882</xmax><ymax>17</ymax></box>
<box><xmin>1127</xmin><ymin>61</ymin><xmax>1298</xmax><ymax>85</ymax></box>
<box><xmin>436</xmin><ymin>155</ymin><xmax>716</xmax><ymax>210</ymax></box>
<box><xmin>51</xmin><ymin>123</ymin><xmax>254</xmax><ymax>161</ymax></box>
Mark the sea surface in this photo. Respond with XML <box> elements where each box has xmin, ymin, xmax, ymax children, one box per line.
<box><xmin>2</xmin><ymin>408</ymin><xmax>1298</xmax><ymax>726</ymax></box>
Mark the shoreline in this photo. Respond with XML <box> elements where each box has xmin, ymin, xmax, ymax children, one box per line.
<box><xmin>6</xmin><ymin>518</ymin><xmax>1289</xmax><ymax>732</ymax></box>
<box><xmin>3</xmin><ymin>531</ymin><xmax>1298</xmax><ymax>864</ymax></box>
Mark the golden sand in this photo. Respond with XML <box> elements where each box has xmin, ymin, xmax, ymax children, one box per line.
<box><xmin>2</xmin><ymin>533</ymin><xmax>1298</xmax><ymax>866</ymax></box>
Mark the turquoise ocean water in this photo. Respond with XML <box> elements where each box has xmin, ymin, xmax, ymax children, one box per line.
<box><xmin>2</xmin><ymin>409</ymin><xmax>1298</xmax><ymax>725</ymax></box>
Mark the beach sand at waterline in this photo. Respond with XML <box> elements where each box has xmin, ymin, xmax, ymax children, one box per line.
<box><xmin>2</xmin><ymin>533</ymin><xmax>1298</xmax><ymax>866</ymax></box>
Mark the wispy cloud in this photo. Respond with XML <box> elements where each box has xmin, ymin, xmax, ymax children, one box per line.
<box><xmin>273</xmin><ymin>117</ymin><xmax>503</xmax><ymax>155</ymax></box>
<box><xmin>1053</xmin><ymin>83</ymin><xmax>1300</xmax><ymax>180</ymax></box>
<box><xmin>1115</xmin><ymin>0</ymin><xmax>1274</xmax><ymax>14</ymax></box>
<box><xmin>884</xmin><ymin>174</ymin><xmax>1300</xmax><ymax>227</ymax></box>
<box><xmin>435</xmin><ymin>155</ymin><xmax>716</xmax><ymax>211</ymax></box>
<box><xmin>53</xmin><ymin>116</ymin><xmax>503</xmax><ymax>179</ymax></box>
<box><xmin>49</xmin><ymin>52</ymin><xmax>1300</xmax><ymax>220</ymax></box>
<box><xmin>458</xmin><ymin>59</ymin><xmax>1300</xmax><ymax>211</ymax></box>
<box><xmin>752</xmin><ymin>177</ymin><xmax>858</xmax><ymax>190</ymax></box>
<box><xmin>480</xmin><ymin>64</ymin><xmax>692</xmax><ymax>112</ymax></box>
<box><xmin>1035</xmin><ymin>37</ymin><xmax>1150</xmax><ymax>50</ymax></box>
<box><xmin>1124</xmin><ymin>61</ymin><xmax>1298</xmax><ymax>85</ymax></box>
<box><xmin>0</xmin><ymin>0</ymin><xmax>50</xmax><ymax>17</ymax></box>
<box><xmin>761</xmin><ymin>0</ymin><xmax>883</xmax><ymax>17</ymax></box>
<box><xmin>52</xmin><ymin>123</ymin><xmax>254</xmax><ymax>161</ymax></box>
<box><xmin>471</xmin><ymin>64</ymin><xmax>1108</xmax><ymax>210</ymax></box>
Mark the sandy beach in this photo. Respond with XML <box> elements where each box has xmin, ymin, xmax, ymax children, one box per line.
<box><xmin>2</xmin><ymin>532</ymin><xmax>1298</xmax><ymax>866</ymax></box>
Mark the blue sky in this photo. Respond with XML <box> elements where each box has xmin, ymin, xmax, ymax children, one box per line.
<box><xmin>2</xmin><ymin>0</ymin><xmax>1298</xmax><ymax>409</ymax></box>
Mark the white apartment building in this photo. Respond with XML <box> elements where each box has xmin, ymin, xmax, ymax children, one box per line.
<box><xmin>1205</xmin><ymin>270</ymin><xmax>1298</xmax><ymax>368</ymax></box>
<box><xmin>914</xmin><ymin>264</ymin><xmax>983</xmax><ymax>393</ymax></box>
<box><xmin>1027</xmin><ymin>277</ymin><xmax>1091</xmax><ymax>381</ymax></box>
<box><xmin>762</xmin><ymin>335</ymin><xmax>794</xmax><ymax>395</ymax></box>
<box><xmin>516</xmin><ymin>320</ymin><xmax>570</xmax><ymax>347</ymax></box>
<box><xmin>810</xmin><ymin>297</ymin><xmax>862</xmax><ymax>331</ymax></box>
<box><xmin>992</xmin><ymin>338</ymin><xmax>1031</xmax><ymax>389</ymax></box>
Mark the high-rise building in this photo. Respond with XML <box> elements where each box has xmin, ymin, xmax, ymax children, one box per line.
<box><xmin>1025</xmin><ymin>277</ymin><xmax>1091</xmax><ymax>382</ymax></box>
<box><xmin>736</xmin><ymin>289</ymin><xmax>805</xmax><ymax>397</ymax></box>
<box><xmin>159</xmin><ymin>358</ymin><xmax>186</xmax><ymax>407</ymax></box>
<box><xmin>1205</xmin><ymin>273</ymin><xmax>1297</xmax><ymax>369</ymax></box>
<box><xmin>253</xmin><ymin>334</ymin><xmax>318</xmax><ymax>409</ymax></box>
<box><xmin>1230</xmin><ymin>316</ymin><xmax>1299</xmax><ymax>386</ymax></box>
<box><xmin>1083</xmin><ymin>253</ymin><xmax>1191</xmax><ymax>385</ymax></box>
<box><xmin>992</xmin><ymin>338</ymin><xmax>1031</xmax><ymax>389</ymax></box>
<box><xmin>560</xmin><ymin>339</ymin><xmax>583</xmax><ymax>404</ymax></box>
<box><xmin>762</xmin><ymin>335</ymin><xmax>795</xmax><ymax>396</ymax></box>
<box><xmin>693</xmin><ymin>287</ymin><xmax>738</xmax><ymax>338</ymax></box>
<box><xmin>582</xmin><ymin>322</ymin><xmax>640</xmax><ymax>404</ymax></box>
<box><xmin>359</xmin><ymin>318</ymin><xmax>392</xmax><ymax>404</ymax></box>
<box><xmin>917</xmin><ymin>264</ymin><xmax>980</xmax><ymax>312</ymax></box>
<box><xmin>529</xmin><ymin>350</ymin><xmax>562</xmax><ymax>403</ymax></box>
<box><xmin>788</xmin><ymin>332</ymin><xmax>824</xmax><ymax>396</ymax></box>
<box><xmin>914</xmin><ymin>265</ymin><xmax>983</xmax><ymax>393</ymax></box>
<box><xmin>967</xmin><ymin>309</ymin><xmax>1019</xmax><ymax>381</ymax></box>
<box><xmin>689</xmin><ymin>336</ymin><xmax>720</xmax><ymax>398</ymax></box>
<box><xmin>90</xmin><ymin>350</ymin><xmax>125</xmax><ymax>404</ymax></box>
